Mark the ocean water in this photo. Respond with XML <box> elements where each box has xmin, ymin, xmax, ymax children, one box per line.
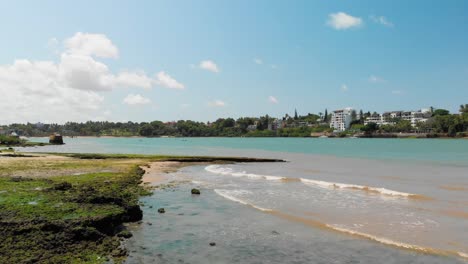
<box><xmin>20</xmin><ymin>137</ymin><xmax>468</xmax><ymax>263</ymax></box>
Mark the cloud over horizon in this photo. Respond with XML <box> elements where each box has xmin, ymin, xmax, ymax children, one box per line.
<box><xmin>0</xmin><ymin>32</ymin><xmax>183</xmax><ymax>124</ymax></box>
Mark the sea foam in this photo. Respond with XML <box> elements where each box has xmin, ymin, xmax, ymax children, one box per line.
<box><xmin>214</xmin><ymin>189</ymin><xmax>272</xmax><ymax>212</ymax></box>
<box><xmin>206</xmin><ymin>165</ymin><xmax>421</xmax><ymax>199</ymax></box>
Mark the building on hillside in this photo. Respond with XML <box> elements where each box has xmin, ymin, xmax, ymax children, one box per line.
<box><xmin>364</xmin><ymin>113</ymin><xmax>382</xmax><ymax>125</ymax></box>
<box><xmin>365</xmin><ymin>109</ymin><xmax>431</xmax><ymax>127</ymax></box>
<box><xmin>269</xmin><ymin>119</ymin><xmax>284</xmax><ymax>131</ymax></box>
<box><xmin>246</xmin><ymin>124</ymin><xmax>257</xmax><ymax>131</ymax></box>
<box><xmin>330</xmin><ymin>108</ymin><xmax>353</xmax><ymax>132</ymax></box>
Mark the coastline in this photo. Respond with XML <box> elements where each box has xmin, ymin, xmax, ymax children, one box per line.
<box><xmin>0</xmin><ymin>152</ymin><xmax>283</xmax><ymax>263</ymax></box>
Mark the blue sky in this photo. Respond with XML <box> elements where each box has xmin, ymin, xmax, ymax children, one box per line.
<box><xmin>0</xmin><ymin>0</ymin><xmax>467</xmax><ymax>123</ymax></box>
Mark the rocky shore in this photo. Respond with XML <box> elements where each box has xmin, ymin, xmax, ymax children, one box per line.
<box><xmin>0</xmin><ymin>153</ymin><xmax>283</xmax><ymax>263</ymax></box>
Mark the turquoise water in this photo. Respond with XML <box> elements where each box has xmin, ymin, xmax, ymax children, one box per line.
<box><xmin>20</xmin><ymin>137</ymin><xmax>468</xmax><ymax>262</ymax></box>
<box><xmin>24</xmin><ymin>137</ymin><xmax>468</xmax><ymax>165</ymax></box>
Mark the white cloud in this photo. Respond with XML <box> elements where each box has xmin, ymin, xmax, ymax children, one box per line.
<box><xmin>123</xmin><ymin>94</ymin><xmax>151</xmax><ymax>105</ymax></box>
<box><xmin>114</xmin><ymin>71</ymin><xmax>153</xmax><ymax>89</ymax></box>
<box><xmin>254</xmin><ymin>58</ymin><xmax>263</xmax><ymax>65</ymax></box>
<box><xmin>156</xmin><ymin>71</ymin><xmax>185</xmax><ymax>89</ymax></box>
<box><xmin>208</xmin><ymin>100</ymin><xmax>226</xmax><ymax>107</ymax></box>
<box><xmin>370</xmin><ymin>15</ymin><xmax>394</xmax><ymax>27</ymax></box>
<box><xmin>270</xmin><ymin>64</ymin><xmax>278</xmax><ymax>69</ymax></box>
<box><xmin>200</xmin><ymin>60</ymin><xmax>220</xmax><ymax>73</ymax></box>
<box><xmin>64</xmin><ymin>32</ymin><xmax>119</xmax><ymax>58</ymax></box>
<box><xmin>0</xmin><ymin>32</ymin><xmax>180</xmax><ymax>124</ymax></box>
<box><xmin>268</xmin><ymin>96</ymin><xmax>279</xmax><ymax>104</ymax></box>
<box><xmin>327</xmin><ymin>12</ymin><xmax>363</xmax><ymax>30</ymax></box>
<box><xmin>341</xmin><ymin>84</ymin><xmax>349</xmax><ymax>92</ymax></box>
<box><xmin>368</xmin><ymin>75</ymin><xmax>385</xmax><ymax>83</ymax></box>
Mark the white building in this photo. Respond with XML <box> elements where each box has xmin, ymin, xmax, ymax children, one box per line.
<box><xmin>330</xmin><ymin>108</ymin><xmax>353</xmax><ymax>131</ymax></box>
<box><xmin>365</xmin><ymin>109</ymin><xmax>431</xmax><ymax>127</ymax></box>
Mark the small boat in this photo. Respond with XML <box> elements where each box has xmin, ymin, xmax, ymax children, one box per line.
<box><xmin>319</xmin><ymin>135</ymin><xmax>328</xmax><ymax>138</ymax></box>
<box><xmin>349</xmin><ymin>136</ymin><xmax>358</xmax><ymax>139</ymax></box>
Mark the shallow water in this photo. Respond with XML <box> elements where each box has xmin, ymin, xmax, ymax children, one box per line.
<box><xmin>124</xmin><ymin>182</ymin><xmax>465</xmax><ymax>264</ymax></box>
<box><xmin>20</xmin><ymin>137</ymin><xmax>468</xmax><ymax>262</ymax></box>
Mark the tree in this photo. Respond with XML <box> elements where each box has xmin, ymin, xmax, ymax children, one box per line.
<box><xmin>361</xmin><ymin>122</ymin><xmax>378</xmax><ymax>135</ymax></box>
<box><xmin>351</xmin><ymin>110</ymin><xmax>357</xmax><ymax>121</ymax></box>
<box><xmin>433</xmin><ymin>109</ymin><xmax>450</xmax><ymax>116</ymax></box>
<box><xmin>294</xmin><ymin>109</ymin><xmax>298</xmax><ymax>120</ymax></box>
<box><xmin>359</xmin><ymin>109</ymin><xmax>364</xmax><ymax>121</ymax></box>
<box><xmin>324</xmin><ymin>109</ymin><xmax>328</xmax><ymax>122</ymax></box>
<box><xmin>460</xmin><ymin>104</ymin><xmax>468</xmax><ymax>113</ymax></box>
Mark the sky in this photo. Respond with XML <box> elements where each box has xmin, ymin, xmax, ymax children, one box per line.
<box><xmin>0</xmin><ymin>0</ymin><xmax>467</xmax><ymax>124</ymax></box>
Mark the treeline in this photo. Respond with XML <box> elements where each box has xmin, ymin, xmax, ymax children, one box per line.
<box><xmin>2</xmin><ymin>113</ymin><xmax>331</xmax><ymax>138</ymax></box>
<box><xmin>2</xmin><ymin>105</ymin><xmax>468</xmax><ymax>138</ymax></box>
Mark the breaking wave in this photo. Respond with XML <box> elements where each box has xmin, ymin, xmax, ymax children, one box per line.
<box><xmin>206</xmin><ymin>165</ymin><xmax>425</xmax><ymax>199</ymax></box>
<box><xmin>213</xmin><ymin>189</ymin><xmax>467</xmax><ymax>260</ymax></box>
<box><xmin>214</xmin><ymin>189</ymin><xmax>272</xmax><ymax>212</ymax></box>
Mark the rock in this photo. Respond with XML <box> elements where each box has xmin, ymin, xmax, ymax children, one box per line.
<box><xmin>157</xmin><ymin>208</ymin><xmax>165</xmax><ymax>214</ymax></box>
<box><xmin>191</xmin><ymin>188</ymin><xmax>201</xmax><ymax>195</ymax></box>
<box><xmin>147</xmin><ymin>222</ymin><xmax>153</xmax><ymax>226</ymax></box>
<box><xmin>271</xmin><ymin>230</ymin><xmax>280</xmax><ymax>235</ymax></box>
<box><xmin>112</xmin><ymin>245</ymin><xmax>128</xmax><ymax>257</ymax></box>
<box><xmin>53</xmin><ymin>181</ymin><xmax>73</xmax><ymax>191</ymax></box>
<box><xmin>117</xmin><ymin>230</ymin><xmax>133</xmax><ymax>239</ymax></box>
<box><xmin>209</xmin><ymin>242</ymin><xmax>216</xmax><ymax>246</ymax></box>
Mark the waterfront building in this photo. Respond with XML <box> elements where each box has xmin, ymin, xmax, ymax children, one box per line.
<box><xmin>330</xmin><ymin>108</ymin><xmax>353</xmax><ymax>132</ymax></box>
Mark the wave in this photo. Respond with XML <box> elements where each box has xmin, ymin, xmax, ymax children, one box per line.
<box><xmin>213</xmin><ymin>190</ymin><xmax>467</xmax><ymax>260</ymax></box>
<box><xmin>214</xmin><ymin>189</ymin><xmax>272</xmax><ymax>212</ymax></box>
<box><xmin>299</xmin><ymin>178</ymin><xmax>426</xmax><ymax>199</ymax></box>
<box><xmin>206</xmin><ymin>165</ymin><xmax>285</xmax><ymax>181</ymax></box>
<box><xmin>206</xmin><ymin>165</ymin><xmax>425</xmax><ymax>199</ymax></box>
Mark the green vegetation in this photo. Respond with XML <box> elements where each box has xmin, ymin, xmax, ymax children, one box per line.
<box><xmin>0</xmin><ymin>158</ymin><xmax>147</xmax><ymax>263</ymax></box>
<box><xmin>0</xmin><ymin>153</ymin><xmax>283</xmax><ymax>263</ymax></box>
<box><xmin>0</xmin><ymin>135</ymin><xmax>48</xmax><ymax>147</ymax></box>
<box><xmin>2</xmin><ymin>104</ymin><xmax>467</xmax><ymax>138</ymax></box>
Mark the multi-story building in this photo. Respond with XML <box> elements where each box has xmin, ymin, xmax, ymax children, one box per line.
<box><xmin>365</xmin><ymin>109</ymin><xmax>431</xmax><ymax>127</ymax></box>
<box><xmin>330</xmin><ymin>108</ymin><xmax>353</xmax><ymax>132</ymax></box>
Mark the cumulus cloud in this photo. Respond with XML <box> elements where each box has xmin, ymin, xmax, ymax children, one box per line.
<box><xmin>268</xmin><ymin>96</ymin><xmax>279</xmax><ymax>104</ymax></box>
<box><xmin>123</xmin><ymin>94</ymin><xmax>151</xmax><ymax>105</ymax></box>
<box><xmin>0</xmin><ymin>32</ymin><xmax>182</xmax><ymax>123</ymax></box>
<box><xmin>200</xmin><ymin>60</ymin><xmax>220</xmax><ymax>73</ymax></box>
<box><xmin>370</xmin><ymin>15</ymin><xmax>394</xmax><ymax>27</ymax></box>
<box><xmin>65</xmin><ymin>32</ymin><xmax>119</xmax><ymax>58</ymax></box>
<box><xmin>156</xmin><ymin>71</ymin><xmax>185</xmax><ymax>89</ymax></box>
<box><xmin>327</xmin><ymin>12</ymin><xmax>363</xmax><ymax>30</ymax></box>
<box><xmin>208</xmin><ymin>100</ymin><xmax>226</xmax><ymax>107</ymax></box>
<box><xmin>341</xmin><ymin>84</ymin><xmax>349</xmax><ymax>92</ymax></box>
<box><xmin>253</xmin><ymin>58</ymin><xmax>263</xmax><ymax>65</ymax></box>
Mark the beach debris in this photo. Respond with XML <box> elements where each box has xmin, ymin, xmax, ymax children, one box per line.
<box><xmin>157</xmin><ymin>208</ymin><xmax>165</xmax><ymax>214</ymax></box>
<box><xmin>147</xmin><ymin>222</ymin><xmax>153</xmax><ymax>225</ymax></box>
<box><xmin>209</xmin><ymin>242</ymin><xmax>216</xmax><ymax>246</ymax></box>
<box><xmin>271</xmin><ymin>230</ymin><xmax>280</xmax><ymax>235</ymax></box>
<box><xmin>191</xmin><ymin>188</ymin><xmax>201</xmax><ymax>195</ymax></box>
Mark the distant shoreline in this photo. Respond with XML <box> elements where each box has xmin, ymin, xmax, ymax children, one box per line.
<box><xmin>25</xmin><ymin>134</ymin><xmax>468</xmax><ymax>139</ymax></box>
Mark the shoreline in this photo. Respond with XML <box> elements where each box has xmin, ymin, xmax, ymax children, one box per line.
<box><xmin>0</xmin><ymin>152</ymin><xmax>283</xmax><ymax>263</ymax></box>
<box><xmin>24</xmin><ymin>134</ymin><xmax>468</xmax><ymax>139</ymax></box>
